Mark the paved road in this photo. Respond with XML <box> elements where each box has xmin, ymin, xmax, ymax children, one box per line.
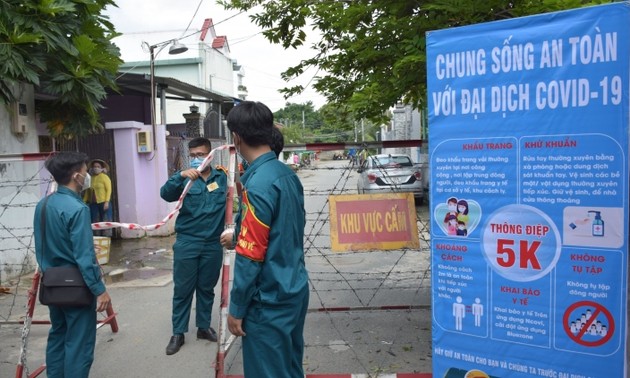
<box><xmin>0</xmin><ymin>158</ymin><xmax>432</xmax><ymax>377</ymax></box>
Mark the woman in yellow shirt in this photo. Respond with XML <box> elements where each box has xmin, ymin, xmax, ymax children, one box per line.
<box><xmin>84</xmin><ymin>159</ymin><xmax>112</xmax><ymax>227</ymax></box>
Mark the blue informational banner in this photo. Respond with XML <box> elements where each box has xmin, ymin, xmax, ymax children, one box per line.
<box><xmin>427</xmin><ymin>3</ymin><xmax>629</xmax><ymax>378</ymax></box>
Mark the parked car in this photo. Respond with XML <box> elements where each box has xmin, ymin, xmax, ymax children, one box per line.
<box><xmin>356</xmin><ymin>154</ymin><xmax>424</xmax><ymax>205</ymax></box>
<box><xmin>414</xmin><ymin>162</ymin><xmax>430</xmax><ymax>199</ymax></box>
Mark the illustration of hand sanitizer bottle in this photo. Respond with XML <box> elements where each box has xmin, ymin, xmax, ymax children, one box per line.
<box><xmin>588</xmin><ymin>211</ymin><xmax>604</xmax><ymax>237</ymax></box>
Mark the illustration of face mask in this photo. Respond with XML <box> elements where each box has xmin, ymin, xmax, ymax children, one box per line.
<box><xmin>448</xmin><ymin>204</ymin><xmax>456</xmax><ymax>212</ymax></box>
<box><xmin>458</xmin><ymin>206</ymin><xmax>466</xmax><ymax>213</ymax></box>
<box><xmin>190</xmin><ymin>157</ymin><xmax>203</xmax><ymax>169</ymax></box>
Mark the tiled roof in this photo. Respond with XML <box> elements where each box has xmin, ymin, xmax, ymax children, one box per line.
<box><xmin>200</xmin><ymin>18</ymin><xmax>214</xmax><ymax>41</ymax></box>
<box><xmin>212</xmin><ymin>36</ymin><xmax>227</xmax><ymax>49</ymax></box>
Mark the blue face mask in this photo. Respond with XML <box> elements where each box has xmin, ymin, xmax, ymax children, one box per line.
<box><xmin>190</xmin><ymin>157</ymin><xmax>203</xmax><ymax>169</ymax></box>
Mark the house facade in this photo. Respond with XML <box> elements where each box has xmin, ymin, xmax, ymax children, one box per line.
<box><xmin>0</xmin><ymin>64</ymin><xmax>235</xmax><ymax>284</ymax></box>
<box><xmin>0</xmin><ymin>84</ymin><xmax>44</xmax><ymax>284</ymax></box>
<box><xmin>113</xmin><ymin>18</ymin><xmax>240</xmax><ymax>130</ymax></box>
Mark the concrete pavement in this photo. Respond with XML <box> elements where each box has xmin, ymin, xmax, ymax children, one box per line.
<box><xmin>1</xmin><ymin>243</ymin><xmax>431</xmax><ymax>377</ymax></box>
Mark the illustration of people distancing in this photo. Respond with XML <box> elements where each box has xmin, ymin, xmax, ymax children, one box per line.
<box><xmin>472</xmin><ymin>298</ymin><xmax>483</xmax><ymax>327</ymax></box>
<box><xmin>160</xmin><ymin>137</ymin><xmax>227</xmax><ymax>356</ymax></box>
<box><xmin>453</xmin><ymin>296</ymin><xmax>466</xmax><ymax>331</ymax></box>
<box><xmin>83</xmin><ymin>159</ymin><xmax>112</xmax><ymax>236</ymax></box>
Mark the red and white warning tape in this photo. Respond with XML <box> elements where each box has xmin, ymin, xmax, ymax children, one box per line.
<box><xmin>216</xmin><ymin>146</ymin><xmax>238</xmax><ymax>378</ymax></box>
<box><xmin>0</xmin><ymin>152</ymin><xmax>52</xmax><ymax>162</ymax></box>
<box><xmin>91</xmin><ymin>144</ymin><xmax>233</xmax><ymax>233</ymax></box>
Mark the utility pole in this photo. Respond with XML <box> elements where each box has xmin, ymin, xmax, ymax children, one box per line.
<box><xmin>361</xmin><ymin>119</ymin><xmax>365</xmax><ymax>142</ymax></box>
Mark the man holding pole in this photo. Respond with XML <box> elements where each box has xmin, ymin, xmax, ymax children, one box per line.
<box><xmin>160</xmin><ymin>137</ymin><xmax>227</xmax><ymax>355</ymax></box>
<box><xmin>220</xmin><ymin>101</ymin><xmax>309</xmax><ymax>377</ymax></box>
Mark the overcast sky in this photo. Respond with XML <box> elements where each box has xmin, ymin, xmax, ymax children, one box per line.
<box><xmin>105</xmin><ymin>0</ymin><xmax>326</xmax><ymax>111</ymax></box>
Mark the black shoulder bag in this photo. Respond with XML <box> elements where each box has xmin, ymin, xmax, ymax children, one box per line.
<box><xmin>38</xmin><ymin>194</ymin><xmax>94</xmax><ymax>307</ymax></box>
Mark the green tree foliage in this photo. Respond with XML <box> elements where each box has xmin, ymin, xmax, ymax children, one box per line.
<box><xmin>279</xmin><ymin>124</ymin><xmax>303</xmax><ymax>145</ymax></box>
<box><xmin>274</xmin><ymin>101</ymin><xmax>322</xmax><ymax>129</ymax></box>
<box><xmin>0</xmin><ymin>0</ymin><xmax>122</xmax><ymax>137</ymax></box>
<box><xmin>318</xmin><ymin>103</ymin><xmax>356</xmax><ymax>142</ymax></box>
<box><xmin>275</xmin><ymin>101</ymin><xmax>382</xmax><ymax>144</ymax></box>
<box><xmin>274</xmin><ymin>101</ymin><xmax>323</xmax><ymax>144</ymax></box>
<box><xmin>220</xmin><ymin>0</ymin><xmax>605</xmax><ymax>122</ymax></box>
<box><xmin>363</xmin><ymin>118</ymin><xmax>383</xmax><ymax>142</ymax></box>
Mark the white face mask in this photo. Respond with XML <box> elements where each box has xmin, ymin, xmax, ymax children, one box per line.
<box><xmin>76</xmin><ymin>173</ymin><xmax>92</xmax><ymax>191</ymax></box>
<box><xmin>233</xmin><ymin>133</ymin><xmax>249</xmax><ymax>165</ymax></box>
<box><xmin>91</xmin><ymin>167</ymin><xmax>103</xmax><ymax>175</ymax></box>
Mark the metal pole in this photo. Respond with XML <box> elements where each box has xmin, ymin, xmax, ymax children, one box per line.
<box><xmin>150</xmin><ymin>46</ymin><xmax>157</xmax><ymax>151</ymax></box>
<box><xmin>216</xmin><ymin>147</ymin><xmax>238</xmax><ymax>378</ymax></box>
<box><xmin>159</xmin><ymin>85</ymin><xmax>166</xmax><ymax>126</ymax></box>
<box><xmin>218</xmin><ymin>102</ymin><xmax>223</xmax><ymax>140</ymax></box>
<box><xmin>361</xmin><ymin>119</ymin><xmax>365</xmax><ymax>142</ymax></box>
